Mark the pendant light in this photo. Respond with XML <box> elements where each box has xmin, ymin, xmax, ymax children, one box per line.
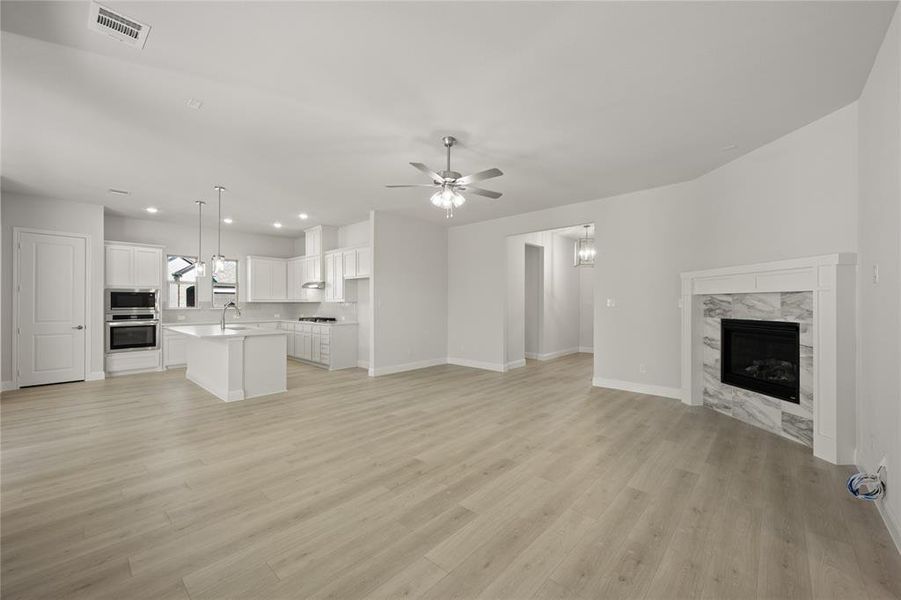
<box><xmin>575</xmin><ymin>225</ymin><xmax>596</xmax><ymax>266</ymax></box>
<box><xmin>211</xmin><ymin>185</ymin><xmax>226</xmax><ymax>274</ymax></box>
<box><xmin>194</xmin><ymin>200</ymin><xmax>207</xmax><ymax>277</ymax></box>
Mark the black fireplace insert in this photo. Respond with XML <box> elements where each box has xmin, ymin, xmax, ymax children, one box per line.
<box><xmin>721</xmin><ymin>318</ymin><xmax>800</xmax><ymax>403</ymax></box>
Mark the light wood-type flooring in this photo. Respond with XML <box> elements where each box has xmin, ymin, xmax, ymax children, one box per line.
<box><xmin>2</xmin><ymin>354</ymin><xmax>900</xmax><ymax>599</ymax></box>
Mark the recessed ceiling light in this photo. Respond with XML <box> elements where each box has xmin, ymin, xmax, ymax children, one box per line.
<box><xmin>298</xmin><ymin>213</ymin><xmax>309</xmax><ymax>220</ymax></box>
<box><xmin>273</xmin><ymin>222</ymin><xmax>283</xmax><ymax>228</ymax></box>
<box><xmin>223</xmin><ymin>217</ymin><xmax>233</xmax><ymax>224</ymax></box>
<box><xmin>721</xmin><ymin>144</ymin><xmax>738</xmax><ymax>151</ymax></box>
<box><xmin>108</xmin><ymin>188</ymin><xmax>130</xmax><ymax>196</ymax></box>
<box><xmin>145</xmin><ymin>207</ymin><xmax>159</xmax><ymax>214</ymax></box>
<box><xmin>186</xmin><ymin>98</ymin><xmax>203</xmax><ymax>110</ymax></box>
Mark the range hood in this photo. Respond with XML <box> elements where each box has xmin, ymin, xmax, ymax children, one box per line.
<box><xmin>301</xmin><ymin>281</ymin><xmax>326</xmax><ymax>289</ymax></box>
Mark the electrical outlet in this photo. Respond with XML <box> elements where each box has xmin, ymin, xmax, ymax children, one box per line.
<box><xmin>873</xmin><ymin>264</ymin><xmax>880</xmax><ymax>284</ymax></box>
<box><xmin>177</xmin><ymin>314</ymin><xmax>186</xmax><ymax>321</ymax></box>
<box><xmin>606</xmin><ymin>298</ymin><xmax>616</xmax><ymax>308</ymax></box>
<box><xmin>274</xmin><ymin>313</ymin><xmax>280</xmax><ymax>318</ymax></box>
<box><xmin>639</xmin><ymin>363</ymin><xmax>647</xmax><ymax>374</ymax></box>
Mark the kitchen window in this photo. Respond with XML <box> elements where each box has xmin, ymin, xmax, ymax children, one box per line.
<box><xmin>212</xmin><ymin>258</ymin><xmax>239</xmax><ymax>308</ymax></box>
<box><xmin>167</xmin><ymin>255</ymin><xmax>199</xmax><ymax>308</ymax></box>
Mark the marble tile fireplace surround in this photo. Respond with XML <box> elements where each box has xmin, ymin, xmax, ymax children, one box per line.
<box><xmin>680</xmin><ymin>254</ymin><xmax>857</xmax><ymax>465</ymax></box>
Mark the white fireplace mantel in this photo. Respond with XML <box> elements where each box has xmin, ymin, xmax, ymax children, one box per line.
<box><xmin>680</xmin><ymin>253</ymin><xmax>857</xmax><ymax>465</ymax></box>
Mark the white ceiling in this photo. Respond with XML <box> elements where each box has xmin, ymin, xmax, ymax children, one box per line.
<box><xmin>1</xmin><ymin>1</ymin><xmax>896</xmax><ymax>235</ymax></box>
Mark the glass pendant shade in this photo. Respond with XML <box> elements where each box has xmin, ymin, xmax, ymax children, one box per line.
<box><xmin>575</xmin><ymin>225</ymin><xmax>596</xmax><ymax>266</ymax></box>
<box><xmin>211</xmin><ymin>185</ymin><xmax>226</xmax><ymax>274</ymax></box>
<box><xmin>430</xmin><ymin>186</ymin><xmax>465</xmax><ymax>218</ymax></box>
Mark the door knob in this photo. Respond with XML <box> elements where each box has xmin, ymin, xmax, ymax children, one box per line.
<box><xmin>72</xmin><ymin>325</ymin><xmax>84</xmax><ymax>330</ymax></box>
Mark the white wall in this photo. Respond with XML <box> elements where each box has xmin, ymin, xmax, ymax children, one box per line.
<box><xmin>105</xmin><ymin>214</ymin><xmax>297</xmax><ymax>315</ymax></box>
<box><xmin>371</xmin><ymin>211</ymin><xmax>447</xmax><ymax>374</ymax></box>
<box><xmin>579</xmin><ymin>266</ymin><xmax>593</xmax><ymax>351</ymax></box>
<box><xmin>857</xmin><ymin>7</ymin><xmax>901</xmax><ymax>548</ymax></box>
<box><xmin>523</xmin><ymin>244</ymin><xmax>541</xmax><ymax>357</ymax></box>
<box><xmin>449</xmin><ymin>102</ymin><xmax>859</xmax><ymax>386</ymax></box>
<box><xmin>506</xmin><ymin>231</ymin><xmax>580</xmax><ymax>364</ymax></box>
<box><xmin>2</xmin><ymin>194</ymin><xmax>106</xmax><ymax>384</ymax></box>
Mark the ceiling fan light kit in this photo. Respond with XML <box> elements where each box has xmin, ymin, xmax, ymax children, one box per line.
<box><xmin>387</xmin><ymin>135</ymin><xmax>503</xmax><ymax>218</ymax></box>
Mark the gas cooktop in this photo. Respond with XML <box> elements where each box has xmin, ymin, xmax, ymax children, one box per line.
<box><xmin>297</xmin><ymin>317</ymin><xmax>337</xmax><ymax>323</ymax></box>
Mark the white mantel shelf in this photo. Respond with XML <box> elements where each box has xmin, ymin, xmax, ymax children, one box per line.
<box><xmin>680</xmin><ymin>253</ymin><xmax>857</xmax><ymax>465</ymax></box>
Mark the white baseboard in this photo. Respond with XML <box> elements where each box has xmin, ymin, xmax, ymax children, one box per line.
<box><xmin>536</xmin><ymin>348</ymin><xmax>580</xmax><ymax>361</ymax></box>
<box><xmin>524</xmin><ymin>352</ymin><xmax>538</xmax><ymax>360</ymax></box>
<box><xmin>505</xmin><ymin>359</ymin><xmax>526</xmax><ymax>370</ymax></box>
<box><xmin>1</xmin><ymin>380</ymin><xmax>15</xmax><ymax>392</ymax></box>
<box><xmin>446</xmin><ymin>357</ymin><xmax>506</xmax><ymax>372</ymax></box>
<box><xmin>579</xmin><ymin>346</ymin><xmax>594</xmax><ymax>353</ymax></box>
<box><xmin>855</xmin><ymin>461</ymin><xmax>901</xmax><ymax>554</ymax></box>
<box><xmin>369</xmin><ymin>358</ymin><xmax>446</xmax><ymax>377</ymax></box>
<box><xmin>357</xmin><ymin>360</ymin><xmax>370</xmax><ymax>369</ymax></box>
<box><xmin>592</xmin><ymin>377</ymin><xmax>682</xmax><ymax>400</ymax></box>
<box><xmin>86</xmin><ymin>371</ymin><xmax>106</xmax><ymax>381</ymax></box>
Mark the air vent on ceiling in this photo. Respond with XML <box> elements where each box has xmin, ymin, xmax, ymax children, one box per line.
<box><xmin>88</xmin><ymin>2</ymin><xmax>150</xmax><ymax>49</ymax></box>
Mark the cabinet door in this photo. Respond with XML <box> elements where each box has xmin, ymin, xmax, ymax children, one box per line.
<box><xmin>250</xmin><ymin>258</ymin><xmax>272</xmax><ymax>301</ymax></box>
<box><xmin>270</xmin><ymin>260</ymin><xmax>287</xmax><ymax>300</ymax></box>
<box><xmin>294</xmin><ymin>333</ymin><xmax>303</xmax><ymax>358</ymax></box>
<box><xmin>164</xmin><ymin>334</ymin><xmax>186</xmax><ymax>366</ymax></box>
<box><xmin>323</xmin><ymin>254</ymin><xmax>335</xmax><ymax>302</ymax></box>
<box><xmin>311</xmin><ymin>333</ymin><xmax>321</xmax><ymax>362</ymax></box>
<box><xmin>286</xmin><ymin>330</ymin><xmax>295</xmax><ymax>356</ymax></box>
<box><xmin>105</xmin><ymin>245</ymin><xmax>133</xmax><ymax>287</ymax></box>
<box><xmin>334</xmin><ymin>254</ymin><xmax>344</xmax><ymax>301</ymax></box>
<box><xmin>356</xmin><ymin>247</ymin><xmax>371</xmax><ymax>278</ymax></box>
<box><xmin>302</xmin><ymin>332</ymin><xmax>313</xmax><ymax>360</ymax></box>
<box><xmin>133</xmin><ymin>247</ymin><xmax>162</xmax><ymax>288</ymax></box>
<box><xmin>342</xmin><ymin>250</ymin><xmax>357</xmax><ymax>279</ymax></box>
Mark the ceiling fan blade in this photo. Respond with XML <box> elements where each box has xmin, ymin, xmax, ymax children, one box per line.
<box><xmin>409</xmin><ymin>162</ymin><xmax>445</xmax><ymax>183</ymax></box>
<box><xmin>385</xmin><ymin>184</ymin><xmax>439</xmax><ymax>188</ymax></box>
<box><xmin>460</xmin><ymin>186</ymin><xmax>502</xmax><ymax>199</ymax></box>
<box><xmin>455</xmin><ymin>168</ymin><xmax>503</xmax><ymax>186</ymax></box>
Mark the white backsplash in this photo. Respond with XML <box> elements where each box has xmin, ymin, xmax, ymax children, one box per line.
<box><xmin>163</xmin><ymin>301</ymin><xmax>357</xmax><ymax>324</ymax></box>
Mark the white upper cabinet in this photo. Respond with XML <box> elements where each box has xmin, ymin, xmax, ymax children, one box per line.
<box><xmin>342</xmin><ymin>246</ymin><xmax>370</xmax><ymax>279</ymax></box>
<box><xmin>324</xmin><ymin>250</ymin><xmax>347</xmax><ymax>302</ymax></box>
<box><xmin>303</xmin><ymin>225</ymin><xmax>337</xmax><ymax>257</ymax></box>
<box><xmin>246</xmin><ymin>256</ymin><xmax>288</xmax><ymax>302</ymax></box>
<box><xmin>105</xmin><ymin>243</ymin><xmax>163</xmax><ymax>288</ymax></box>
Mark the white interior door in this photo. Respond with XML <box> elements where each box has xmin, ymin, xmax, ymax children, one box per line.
<box><xmin>17</xmin><ymin>232</ymin><xmax>87</xmax><ymax>386</ymax></box>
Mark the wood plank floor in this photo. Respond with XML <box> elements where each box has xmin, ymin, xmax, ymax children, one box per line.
<box><xmin>2</xmin><ymin>354</ymin><xmax>899</xmax><ymax>599</ymax></box>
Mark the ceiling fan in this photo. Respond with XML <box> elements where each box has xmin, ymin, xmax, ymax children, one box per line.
<box><xmin>386</xmin><ymin>136</ymin><xmax>503</xmax><ymax>218</ymax></box>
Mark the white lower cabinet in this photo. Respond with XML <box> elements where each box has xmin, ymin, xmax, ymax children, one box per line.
<box><xmin>163</xmin><ymin>330</ymin><xmax>187</xmax><ymax>367</ymax></box>
<box><xmin>288</xmin><ymin>323</ymin><xmax>356</xmax><ymax>370</ymax></box>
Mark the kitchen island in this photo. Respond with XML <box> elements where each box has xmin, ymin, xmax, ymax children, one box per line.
<box><xmin>165</xmin><ymin>324</ymin><xmax>287</xmax><ymax>402</ymax></box>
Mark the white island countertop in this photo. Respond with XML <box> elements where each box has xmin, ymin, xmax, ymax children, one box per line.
<box><xmin>166</xmin><ymin>324</ymin><xmax>288</xmax><ymax>339</ymax></box>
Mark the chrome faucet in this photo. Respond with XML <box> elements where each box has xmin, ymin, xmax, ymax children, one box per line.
<box><xmin>220</xmin><ymin>301</ymin><xmax>242</xmax><ymax>331</ymax></box>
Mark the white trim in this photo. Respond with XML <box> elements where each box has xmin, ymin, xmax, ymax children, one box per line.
<box><xmin>592</xmin><ymin>377</ymin><xmax>682</xmax><ymax>400</ymax></box>
<box><xmin>856</xmin><ymin>463</ymin><xmax>901</xmax><ymax>554</ymax></box>
<box><xmin>447</xmin><ymin>357</ymin><xmax>506</xmax><ymax>372</ymax></box>
<box><xmin>12</xmin><ymin>228</ymin><xmax>94</xmax><ymax>389</ymax></box>
<box><xmin>579</xmin><ymin>346</ymin><xmax>594</xmax><ymax>353</ymax></box>
<box><xmin>505</xmin><ymin>359</ymin><xmax>526</xmax><ymax>370</ymax></box>
<box><xmin>535</xmin><ymin>347</ymin><xmax>580</xmax><ymax>361</ymax></box>
<box><xmin>356</xmin><ymin>360</ymin><xmax>370</xmax><ymax>369</ymax></box>
<box><xmin>681</xmin><ymin>253</ymin><xmax>858</xmax><ymax>465</ymax></box>
<box><xmin>369</xmin><ymin>358</ymin><xmax>446</xmax><ymax>377</ymax></box>
<box><xmin>86</xmin><ymin>371</ymin><xmax>106</xmax><ymax>381</ymax></box>
<box><xmin>524</xmin><ymin>352</ymin><xmax>538</xmax><ymax>360</ymax></box>
<box><xmin>1</xmin><ymin>381</ymin><xmax>15</xmax><ymax>392</ymax></box>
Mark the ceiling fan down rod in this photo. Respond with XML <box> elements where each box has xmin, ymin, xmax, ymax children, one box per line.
<box><xmin>443</xmin><ymin>136</ymin><xmax>456</xmax><ymax>175</ymax></box>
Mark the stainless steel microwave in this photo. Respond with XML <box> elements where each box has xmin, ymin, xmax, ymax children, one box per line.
<box><xmin>106</xmin><ymin>288</ymin><xmax>159</xmax><ymax>314</ymax></box>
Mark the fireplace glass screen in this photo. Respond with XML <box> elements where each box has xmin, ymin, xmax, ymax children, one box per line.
<box><xmin>721</xmin><ymin>318</ymin><xmax>800</xmax><ymax>403</ymax></box>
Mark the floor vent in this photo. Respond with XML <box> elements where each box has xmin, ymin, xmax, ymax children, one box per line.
<box><xmin>88</xmin><ymin>2</ymin><xmax>150</xmax><ymax>49</ymax></box>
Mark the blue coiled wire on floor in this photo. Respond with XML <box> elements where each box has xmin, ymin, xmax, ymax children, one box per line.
<box><xmin>847</xmin><ymin>466</ymin><xmax>886</xmax><ymax>501</ymax></box>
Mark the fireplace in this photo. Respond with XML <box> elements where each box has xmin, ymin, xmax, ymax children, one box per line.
<box><xmin>721</xmin><ymin>319</ymin><xmax>800</xmax><ymax>403</ymax></box>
